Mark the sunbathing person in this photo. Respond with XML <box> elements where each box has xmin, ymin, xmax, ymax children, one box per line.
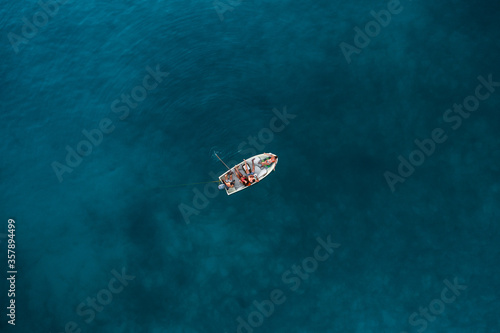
<box><xmin>221</xmin><ymin>172</ymin><xmax>235</xmax><ymax>189</ymax></box>
<box><xmin>259</xmin><ymin>153</ymin><xmax>277</xmax><ymax>168</ymax></box>
<box><xmin>233</xmin><ymin>165</ymin><xmax>252</xmax><ymax>186</ymax></box>
<box><xmin>242</xmin><ymin>159</ymin><xmax>260</xmax><ymax>184</ymax></box>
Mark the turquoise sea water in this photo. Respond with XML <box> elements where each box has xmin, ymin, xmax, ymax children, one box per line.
<box><xmin>1</xmin><ymin>0</ymin><xmax>500</xmax><ymax>332</ymax></box>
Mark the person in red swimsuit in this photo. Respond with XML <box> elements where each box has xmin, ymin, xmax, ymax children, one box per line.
<box><xmin>233</xmin><ymin>165</ymin><xmax>252</xmax><ymax>186</ymax></box>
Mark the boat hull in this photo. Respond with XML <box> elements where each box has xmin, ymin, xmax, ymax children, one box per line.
<box><xmin>219</xmin><ymin>153</ymin><xmax>278</xmax><ymax>196</ymax></box>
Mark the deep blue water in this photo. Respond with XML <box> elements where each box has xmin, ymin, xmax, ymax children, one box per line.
<box><xmin>1</xmin><ymin>0</ymin><xmax>500</xmax><ymax>332</ymax></box>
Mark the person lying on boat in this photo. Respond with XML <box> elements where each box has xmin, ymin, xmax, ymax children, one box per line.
<box><xmin>259</xmin><ymin>153</ymin><xmax>277</xmax><ymax>168</ymax></box>
<box><xmin>242</xmin><ymin>159</ymin><xmax>260</xmax><ymax>184</ymax></box>
<box><xmin>221</xmin><ymin>172</ymin><xmax>235</xmax><ymax>189</ymax></box>
<box><xmin>233</xmin><ymin>166</ymin><xmax>252</xmax><ymax>186</ymax></box>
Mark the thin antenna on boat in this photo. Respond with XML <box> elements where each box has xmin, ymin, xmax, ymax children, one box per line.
<box><xmin>215</xmin><ymin>153</ymin><xmax>231</xmax><ymax>171</ymax></box>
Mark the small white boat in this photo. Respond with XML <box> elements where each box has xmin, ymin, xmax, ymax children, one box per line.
<box><xmin>218</xmin><ymin>153</ymin><xmax>278</xmax><ymax>195</ymax></box>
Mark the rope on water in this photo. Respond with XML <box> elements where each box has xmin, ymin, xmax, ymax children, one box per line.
<box><xmin>158</xmin><ymin>180</ymin><xmax>220</xmax><ymax>189</ymax></box>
